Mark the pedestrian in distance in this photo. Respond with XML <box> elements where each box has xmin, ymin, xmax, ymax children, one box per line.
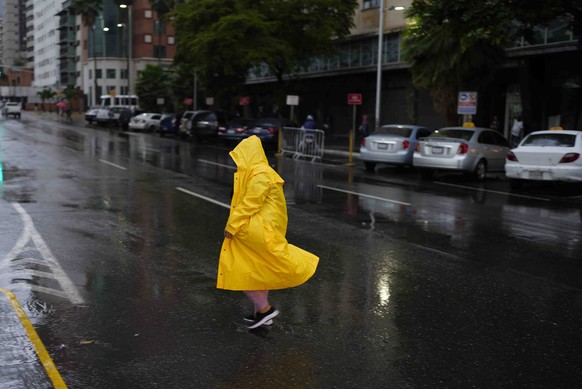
<box><xmin>358</xmin><ymin>113</ymin><xmax>369</xmax><ymax>137</ymax></box>
<box><xmin>489</xmin><ymin>115</ymin><xmax>498</xmax><ymax>130</ymax></box>
<box><xmin>217</xmin><ymin>135</ymin><xmax>319</xmax><ymax>329</ymax></box>
<box><xmin>302</xmin><ymin>114</ymin><xmax>316</xmax><ymax>129</ymax></box>
<box><xmin>511</xmin><ymin>115</ymin><xmax>523</xmax><ymax>148</ymax></box>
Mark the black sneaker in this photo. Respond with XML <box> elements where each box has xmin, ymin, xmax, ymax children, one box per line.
<box><xmin>244</xmin><ymin>314</ymin><xmax>273</xmax><ymax>326</ymax></box>
<box><xmin>246</xmin><ymin>307</ymin><xmax>279</xmax><ymax>329</ymax></box>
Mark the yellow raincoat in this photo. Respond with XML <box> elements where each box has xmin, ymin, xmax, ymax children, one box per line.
<box><xmin>217</xmin><ymin>136</ymin><xmax>319</xmax><ymax>290</ymax></box>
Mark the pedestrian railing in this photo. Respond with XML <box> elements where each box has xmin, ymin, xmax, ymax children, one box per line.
<box><xmin>280</xmin><ymin>127</ymin><xmax>325</xmax><ymax>162</ymax></box>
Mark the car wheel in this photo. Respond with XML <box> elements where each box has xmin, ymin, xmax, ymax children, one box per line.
<box><xmin>472</xmin><ymin>159</ymin><xmax>487</xmax><ymax>181</ymax></box>
<box><xmin>419</xmin><ymin>169</ymin><xmax>434</xmax><ymax>179</ymax></box>
<box><xmin>364</xmin><ymin>162</ymin><xmax>376</xmax><ymax>172</ymax></box>
<box><xmin>148</xmin><ymin>125</ymin><xmax>156</xmax><ymax>133</ymax></box>
<box><xmin>509</xmin><ymin>179</ymin><xmax>524</xmax><ymax>191</ymax></box>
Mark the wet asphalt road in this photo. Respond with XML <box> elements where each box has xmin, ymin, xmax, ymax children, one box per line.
<box><xmin>1</xmin><ymin>113</ymin><xmax>581</xmax><ymax>388</ymax></box>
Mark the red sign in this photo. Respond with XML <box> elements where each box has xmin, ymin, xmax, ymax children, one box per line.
<box><xmin>239</xmin><ymin>96</ymin><xmax>250</xmax><ymax>106</ymax></box>
<box><xmin>183</xmin><ymin>98</ymin><xmax>193</xmax><ymax>106</ymax></box>
<box><xmin>347</xmin><ymin>93</ymin><xmax>362</xmax><ymax>105</ymax></box>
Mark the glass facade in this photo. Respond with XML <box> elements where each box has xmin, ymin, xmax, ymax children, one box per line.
<box><xmin>248</xmin><ymin>19</ymin><xmax>574</xmax><ymax>81</ymax></box>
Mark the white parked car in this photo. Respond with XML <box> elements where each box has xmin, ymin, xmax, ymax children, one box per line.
<box><xmin>505</xmin><ymin>130</ymin><xmax>582</xmax><ymax>188</ymax></box>
<box><xmin>128</xmin><ymin>113</ymin><xmax>164</xmax><ymax>132</ymax></box>
<box><xmin>413</xmin><ymin>126</ymin><xmax>510</xmax><ymax>181</ymax></box>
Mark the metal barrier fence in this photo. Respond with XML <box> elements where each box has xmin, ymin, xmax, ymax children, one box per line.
<box><xmin>280</xmin><ymin>127</ymin><xmax>325</xmax><ymax>162</ymax></box>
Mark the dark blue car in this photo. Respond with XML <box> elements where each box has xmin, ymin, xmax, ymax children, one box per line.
<box><xmin>159</xmin><ymin>114</ymin><xmax>180</xmax><ymax>137</ymax></box>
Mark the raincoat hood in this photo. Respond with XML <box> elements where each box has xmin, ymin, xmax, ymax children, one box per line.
<box><xmin>229</xmin><ymin>135</ymin><xmax>270</xmax><ymax>172</ymax></box>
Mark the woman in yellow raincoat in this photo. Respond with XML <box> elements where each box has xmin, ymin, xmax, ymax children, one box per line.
<box><xmin>218</xmin><ymin>135</ymin><xmax>319</xmax><ymax>329</ymax></box>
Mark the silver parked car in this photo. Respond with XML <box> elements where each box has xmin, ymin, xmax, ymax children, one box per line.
<box><xmin>413</xmin><ymin>126</ymin><xmax>510</xmax><ymax>180</ymax></box>
<box><xmin>360</xmin><ymin>124</ymin><xmax>433</xmax><ymax>171</ymax></box>
<box><xmin>505</xmin><ymin>130</ymin><xmax>582</xmax><ymax>189</ymax></box>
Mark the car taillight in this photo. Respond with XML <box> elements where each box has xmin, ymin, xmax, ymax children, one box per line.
<box><xmin>506</xmin><ymin>151</ymin><xmax>518</xmax><ymax>161</ymax></box>
<box><xmin>415</xmin><ymin>143</ymin><xmax>421</xmax><ymax>153</ymax></box>
<box><xmin>236</xmin><ymin>127</ymin><xmax>247</xmax><ymax>133</ymax></box>
<box><xmin>402</xmin><ymin>140</ymin><xmax>410</xmax><ymax>149</ymax></box>
<box><xmin>458</xmin><ymin>143</ymin><xmax>469</xmax><ymax>154</ymax></box>
<box><xmin>268</xmin><ymin>127</ymin><xmax>276</xmax><ymax>134</ymax></box>
<box><xmin>361</xmin><ymin>138</ymin><xmax>366</xmax><ymax>147</ymax></box>
<box><xmin>559</xmin><ymin>153</ymin><xmax>580</xmax><ymax>163</ymax></box>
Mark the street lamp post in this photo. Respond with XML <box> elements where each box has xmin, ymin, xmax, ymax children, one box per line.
<box><xmin>117</xmin><ymin>23</ymin><xmax>130</xmax><ymax>106</ymax></box>
<box><xmin>120</xmin><ymin>3</ymin><xmax>132</xmax><ymax>107</ymax></box>
<box><xmin>375</xmin><ymin>3</ymin><xmax>405</xmax><ymax>132</ymax></box>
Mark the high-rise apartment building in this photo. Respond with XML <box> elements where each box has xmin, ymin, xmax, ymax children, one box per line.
<box><xmin>1</xmin><ymin>0</ymin><xmax>27</xmax><ymax>68</ymax></box>
<box><xmin>33</xmin><ymin>0</ymin><xmax>64</xmax><ymax>88</ymax></box>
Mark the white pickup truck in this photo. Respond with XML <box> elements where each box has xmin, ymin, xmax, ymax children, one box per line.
<box><xmin>3</xmin><ymin>102</ymin><xmax>22</xmax><ymax>119</ymax></box>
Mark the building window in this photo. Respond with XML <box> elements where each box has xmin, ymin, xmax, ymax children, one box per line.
<box><xmin>120</xmin><ymin>69</ymin><xmax>128</xmax><ymax>79</ymax></box>
<box><xmin>96</xmin><ymin>69</ymin><xmax>102</xmax><ymax>79</ymax></box>
<box><xmin>145</xmin><ymin>10</ymin><xmax>152</xmax><ymax>18</ymax></box>
<box><xmin>154</xmin><ymin>20</ymin><xmax>166</xmax><ymax>35</ymax></box>
<box><xmin>363</xmin><ymin>0</ymin><xmax>379</xmax><ymax>9</ymax></box>
<box><xmin>144</xmin><ymin>34</ymin><xmax>152</xmax><ymax>43</ymax></box>
<box><xmin>154</xmin><ymin>45</ymin><xmax>166</xmax><ymax>59</ymax></box>
<box><xmin>106</xmin><ymin>69</ymin><xmax>116</xmax><ymax>79</ymax></box>
<box><xmin>167</xmin><ymin>36</ymin><xmax>175</xmax><ymax>45</ymax></box>
<box><xmin>89</xmin><ymin>69</ymin><xmax>92</xmax><ymax>80</ymax></box>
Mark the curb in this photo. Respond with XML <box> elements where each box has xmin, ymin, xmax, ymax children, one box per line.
<box><xmin>0</xmin><ymin>288</ymin><xmax>68</xmax><ymax>388</ymax></box>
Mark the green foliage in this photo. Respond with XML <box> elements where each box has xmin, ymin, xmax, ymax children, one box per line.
<box><xmin>401</xmin><ymin>0</ymin><xmax>573</xmax><ymax>123</ymax></box>
<box><xmin>37</xmin><ymin>88</ymin><xmax>56</xmax><ymax>102</ymax></box>
<box><xmin>135</xmin><ymin>64</ymin><xmax>173</xmax><ymax>112</ymax></box>
<box><xmin>70</xmin><ymin>0</ymin><xmax>102</xmax><ymax>27</ymax></box>
<box><xmin>172</xmin><ymin>0</ymin><xmax>357</xmax><ymax>95</ymax></box>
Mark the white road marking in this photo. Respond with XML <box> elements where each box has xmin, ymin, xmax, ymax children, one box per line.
<box><xmin>317</xmin><ymin>185</ymin><xmax>411</xmax><ymax>206</ymax></box>
<box><xmin>198</xmin><ymin>159</ymin><xmax>236</xmax><ymax>170</ymax></box>
<box><xmin>0</xmin><ymin>270</ymin><xmax>57</xmax><ymax>280</ymax></box>
<box><xmin>0</xmin><ymin>203</ymin><xmax>85</xmax><ymax>304</ymax></box>
<box><xmin>176</xmin><ymin>187</ymin><xmax>231</xmax><ymax>209</ymax></box>
<box><xmin>98</xmin><ymin>159</ymin><xmax>127</xmax><ymax>170</ymax></box>
<box><xmin>435</xmin><ymin>182</ymin><xmax>551</xmax><ymax>201</ymax></box>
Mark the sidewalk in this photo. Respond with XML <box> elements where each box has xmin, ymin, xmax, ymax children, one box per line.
<box><xmin>0</xmin><ymin>289</ymin><xmax>64</xmax><ymax>388</ymax></box>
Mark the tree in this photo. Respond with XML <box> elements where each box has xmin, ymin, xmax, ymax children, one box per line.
<box><xmin>37</xmin><ymin>88</ymin><xmax>56</xmax><ymax>112</ymax></box>
<box><xmin>71</xmin><ymin>0</ymin><xmax>103</xmax><ymax>106</ymax></box>
<box><xmin>172</xmin><ymin>0</ymin><xmax>357</xmax><ymax>104</ymax></box>
<box><xmin>401</xmin><ymin>0</ymin><xmax>579</xmax><ymax>125</ymax></box>
<box><xmin>135</xmin><ymin>64</ymin><xmax>172</xmax><ymax>112</ymax></box>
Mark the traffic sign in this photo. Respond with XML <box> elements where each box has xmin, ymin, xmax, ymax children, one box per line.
<box><xmin>457</xmin><ymin>91</ymin><xmax>478</xmax><ymax>114</ymax></box>
<box><xmin>239</xmin><ymin>96</ymin><xmax>250</xmax><ymax>106</ymax></box>
<box><xmin>348</xmin><ymin>93</ymin><xmax>362</xmax><ymax>105</ymax></box>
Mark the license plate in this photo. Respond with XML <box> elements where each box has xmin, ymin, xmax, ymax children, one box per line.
<box><xmin>252</xmin><ymin>129</ymin><xmax>261</xmax><ymax>134</ymax></box>
<box><xmin>431</xmin><ymin>147</ymin><xmax>444</xmax><ymax>155</ymax></box>
<box><xmin>227</xmin><ymin>129</ymin><xmax>235</xmax><ymax>134</ymax></box>
<box><xmin>377</xmin><ymin>143</ymin><xmax>388</xmax><ymax>150</ymax></box>
<box><xmin>529</xmin><ymin>171</ymin><xmax>543</xmax><ymax>180</ymax></box>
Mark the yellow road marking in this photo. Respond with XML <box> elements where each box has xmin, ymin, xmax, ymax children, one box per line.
<box><xmin>0</xmin><ymin>288</ymin><xmax>68</xmax><ymax>389</ymax></box>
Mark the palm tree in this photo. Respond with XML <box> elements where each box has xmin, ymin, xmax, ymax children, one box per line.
<box><xmin>37</xmin><ymin>88</ymin><xmax>56</xmax><ymax>112</ymax></box>
<box><xmin>71</xmin><ymin>0</ymin><xmax>103</xmax><ymax>106</ymax></box>
<box><xmin>401</xmin><ymin>6</ymin><xmax>506</xmax><ymax>125</ymax></box>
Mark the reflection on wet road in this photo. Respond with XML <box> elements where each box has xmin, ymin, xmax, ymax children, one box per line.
<box><xmin>1</xmin><ymin>114</ymin><xmax>581</xmax><ymax>388</ymax></box>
